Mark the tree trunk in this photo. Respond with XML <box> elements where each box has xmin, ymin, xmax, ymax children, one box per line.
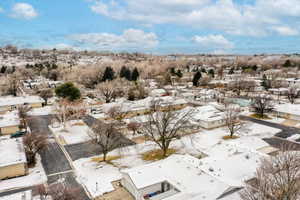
<box><xmin>103</xmin><ymin>151</ymin><xmax>107</xmax><ymax>162</ymax></box>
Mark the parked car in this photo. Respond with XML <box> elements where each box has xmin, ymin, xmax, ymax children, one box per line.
<box><xmin>10</xmin><ymin>130</ymin><xmax>27</xmax><ymax>138</ymax></box>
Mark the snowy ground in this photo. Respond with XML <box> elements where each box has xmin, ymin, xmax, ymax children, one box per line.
<box><xmin>28</xmin><ymin>106</ymin><xmax>54</xmax><ymax>116</ymax></box>
<box><xmin>73</xmin><ymin>121</ymin><xmax>280</xmax><ymax>198</ymax></box>
<box><xmin>49</xmin><ymin>120</ymin><xmax>91</xmax><ymax>145</ymax></box>
<box><xmin>0</xmin><ymin>155</ymin><xmax>47</xmax><ymax>193</ymax></box>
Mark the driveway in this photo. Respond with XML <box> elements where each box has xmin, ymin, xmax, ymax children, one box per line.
<box><xmin>48</xmin><ymin>172</ymin><xmax>90</xmax><ymax>200</ymax></box>
<box><xmin>27</xmin><ymin>115</ymin><xmax>72</xmax><ymax>175</ymax></box>
<box><xmin>62</xmin><ymin>115</ymin><xmax>136</xmax><ymax>161</ymax></box>
<box><xmin>27</xmin><ymin>115</ymin><xmax>91</xmax><ymax>199</ymax></box>
<box><xmin>240</xmin><ymin>115</ymin><xmax>300</xmax><ymax>138</ymax></box>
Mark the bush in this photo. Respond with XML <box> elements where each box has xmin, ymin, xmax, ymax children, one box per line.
<box><xmin>55</xmin><ymin>82</ymin><xmax>81</xmax><ymax>101</ymax></box>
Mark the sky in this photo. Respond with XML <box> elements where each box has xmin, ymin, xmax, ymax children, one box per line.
<box><xmin>0</xmin><ymin>0</ymin><xmax>300</xmax><ymax>54</ymax></box>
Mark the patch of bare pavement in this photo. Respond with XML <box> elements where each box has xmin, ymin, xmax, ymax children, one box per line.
<box><xmin>27</xmin><ymin>115</ymin><xmax>91</xmax><ymax>200</ymax></box>
<box><xmin>240</xmin><ymin>115</ymin><xmax>300</xmax><ymax>150</ymax></box>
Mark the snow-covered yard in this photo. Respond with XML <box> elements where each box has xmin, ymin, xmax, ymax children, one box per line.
<box><xmin>49</xmin><ymin>120</ymin><xmax>91</xmax><ymax>145</ymax></box>
<box><xmin>0</xmin><ymin>155</ymin><xmax>47</xmax><ymax>193</ymax></box>
<box><xmin>73</xmin><ymin>121</ymin><xmax>280</xmax><ymax>198</ymax></box>
<box><xmin>28</xmin><ymin>106</ymin><xmax>54</xmax><ymax>116</ymax></box>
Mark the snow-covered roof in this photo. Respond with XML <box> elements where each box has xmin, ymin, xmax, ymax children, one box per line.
<box><xmin>0</xmin><ymin>190</ymin><xmax>32</xmax><ymax>200</ymax></box>
<box><xmin>122</xmin><ymin>154</ymin><xmax>235</xmax><ymax>200</ymax></box>
<box><xmin>274</xmin><ymin>103</ymin><xmax>300</xmax><ymax>116</ymax></box>
<box><xmin>190</xmin><ymin>105</ymin><xmax>224</xmax><ymax>122</ymax></box>
<box><xmin>0</xmin><ymin>137</ymin><xmax>27</xmax><ymax>168</ymax></box>
<box><xmin>0</xmin><ymin>111</ymin><xmax>20</xmax><ymax>127</ymax></box>
<box><xmin>199</xmin><ymin>151</ymin><xmax>266</xmax><ymax>187</ymax></box>
<box><xmin>101</xmin><ymin>96</ymin><xmax>187</xmax><ymax>113</ymax></box>
<box><xmin>0</xmin><ymin>96</ymin><xmax>44</xmax><ymax>107</ymax></box>
<box><xmin>150</xmin><ymin>89</ymin><xmax>167</xmax><ymax>97</ymax></box>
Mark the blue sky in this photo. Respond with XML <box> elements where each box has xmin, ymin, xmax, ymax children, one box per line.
<box><xmin>0</xmin><ymin>0</ymin><xmax>300</xmax><ymax>54</ymax></box>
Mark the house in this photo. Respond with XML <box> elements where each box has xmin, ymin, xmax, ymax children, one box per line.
<box><xmin>0</xmin><ymin>96</ymin><xmax>44</xmax><ymax>113</ymax></box>
<box><xmin>199</xmin><ymin>150</ymin><xmax>266</xmax><ymax>187</ymax></box>
<box><xmin>0</xmin><ymin>137</ymin><xmax>27</xmax><ymax>180</ymax></box>
<box><xmin>121</xmin><ymin>154</ymin><xmax>241</xmax><ymax>200</ymax></box>
<box><xmin>0</xmin><ymin>190</ymin><xmax>33</xmax><ymax>200</ymax></box>
<box><xmin>189</xmin><ymin>105</ymin><xmax>225</xmax><ymax>129</ymax></box>
<box><xmin>0</xmin><ymin>111</ymin><xmax>20</xmax><ymax>135</ymax></box>
<box><xmin>273</xmin><ymin>103</ymin><xmax>300</xmax><ymax>120</ymax></box>
<box><xmin>100</xmin><ymin>97</ymin><xmax>188</xmax><ymax>119</ymax></box>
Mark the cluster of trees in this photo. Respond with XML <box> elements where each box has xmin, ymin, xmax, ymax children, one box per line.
<box><xmin>120</xmin><ymin>66</ymin><xmax>140</xmax><ymax>81</ymax></box>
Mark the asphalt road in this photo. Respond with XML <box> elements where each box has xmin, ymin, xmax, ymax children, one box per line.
<box><xmin>48</xmin><ymin>172</ymin><xmax>90</xmax><ymax>200</ymax></box>
<box><xmin>27</xmin><ymin>115</ymin><xmax>90</xmax><ymax>200</ymax></box>
<box><xmin>27</xmin><ymin>115</ymin><xmax>72</xmax><ymax>175</ymax></box>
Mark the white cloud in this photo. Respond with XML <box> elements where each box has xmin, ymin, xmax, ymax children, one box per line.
<box><xmin>192</xmin><ymin>34</ymin><xmax>234</xmax><ymax>50</ymax></box>
<box><xmin>69</xmin><ymin>29</ymin><xmax>158</xmax><ymax>50</ymax></box>
<box><xmin>271</xmin><ymin>26</ymin><xmax>299</xmax><ymax>36</ymax></box>
<box><xmin>10</xmin><ymin>3</ymin><xmax>38</xmax><ymax>20</ymax></box>
<box><xmin>88</xmin><ymin>0</ymin><xmax>300</xmax><ymax>37</ymax></box>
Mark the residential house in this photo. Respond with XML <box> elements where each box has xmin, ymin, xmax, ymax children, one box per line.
<box><xmin>0</xmin><ymin>96</ymin><xmax>44</xmax><ymax>113</ymax></box>
<box><xmin>121</xmin><ymin>154</ymin><xmax>240</xmax><ymax>200</ymax></box>
<box><xmin>0</xmin><ymin>137</ymin><xmax>27</xmax><ymax>180</ymax></box>
<box><xmin>0</xmin><ymin>111</ymin><xmax>20</xmax><ymax>135</ymax></box>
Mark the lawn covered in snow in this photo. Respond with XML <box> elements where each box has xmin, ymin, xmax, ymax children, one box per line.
<box><xmin>72</xmin><ymin>121</ymin><xmax>280</xmax><ymax>198</ymax></box>
<box><xmin>49</xmin><ymin>120</ymin><xmax>91</xmax><ymax>145</ymax></box>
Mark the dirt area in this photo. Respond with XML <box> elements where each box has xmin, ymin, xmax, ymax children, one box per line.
<box><xmin>281</xmin><ymin>119</ymin><xmax>300</xmax><ymax>127</ymax></box>
<box><xmin>95</xmin><ymin>181</ymin><xmax>134</xmax><ymax>200</ymax></box>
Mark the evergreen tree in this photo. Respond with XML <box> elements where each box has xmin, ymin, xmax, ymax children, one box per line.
<box><xmin>252</xmin><ymin>65</ymin><xmax>258</xmax><ymax>71</ymax></box>
<box><xmin>176</xmin><ymin>69</ymin><xmax>183</xmax><ymax>78</ymax></box>
<box><xmin>120</xmin><ymin>66</ymin><xmax>132</xmax><ymax>81</ymax></box>
<box><xmin>208</xmin><ymin>69</ymin><xmax>215</xmax><ymax>78</ymax></box>
<box><xmin>192</xmin><ymin>71</ymin><xmax>202</xmax><ymax>87</ymax></box>
<box><xmin>170</xmin><ymin>67</ymin><xmax>176</xmax><ymax>75</ymax></box>
<box><xmin>283</xmin><ymin>60</ymin><xmax>292</xmax><ymax>68</ymax></box>
<box><xmin>0</xmin><ymin>66</ymin><xmax>7</xmax><ymax>74</ymax></box>
<box><xmin>55</xmin><ymin>82</ymin><xmax>81</xmax><ymax>101</ymax></box>
<box><xmin>102</xmin><ymin>66</ymin><xmax>115</xmax><ymax>82</ymax></box>
<box><xmin>131</xmin><ymin>68</ymin><xmax>139</xmax><ymax>81</ymax></box>
<box><xmin>229</xmin><ymin>67</ymin><xmax>234</xmax><ymax>74</ymax></box>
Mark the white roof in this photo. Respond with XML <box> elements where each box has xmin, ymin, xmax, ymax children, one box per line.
<box><xmin>102</xmin><ymin>96</ymin><xmax>187</xmax><ymax>113</ymax></box>
<box><xmin>274</xmin><ymin>103</ymin><xmax>300</xmax><ymax>116</ymax></box>
<box><xmin>0</xmin><ymin>190</ymin><xmax>32</xmax><ymax>200</ymax></box>
<box><xmin>199</xmin><ymin>151</ymin><xmax>266</xmax><ymax>187</ymax></box>
<box><xmin>0</xmin><ymin>111</ymin><xmax>20</xmax><ymax>127</ymax></box>
<box><xmin>0</xmin><ymin>137</ymin><xmax>27</xmax><ymax>168</ymax></box>
<box><xmin>0</xmin><ymin>96</ymin><xmax>44</xmax><ymax>107</ymax></box>
<box><xmin>190</xmin><ymin>105</ymin><xmax>224</xmax><ymax>122</ymax></box>
<box><xmin>122</xmin><ymin>154</ymin><xmax>234</xmax><ymax>200</ymax></box>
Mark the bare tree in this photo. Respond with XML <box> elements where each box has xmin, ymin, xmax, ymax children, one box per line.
<box><xmin>88</xmin><ymin>122</ymin><xmax>122</xmax><ymax>162</ymax></box>
<box><xmin>241</xmin><ymin>150</ymin><xmax>300</xmax><ymax>200</ymax></box>
<box><xmin>23</xmin><ymin>133</ymin><xmax>48</xmax><ymax>166</ymax></box>
<box><xmin>127</xmin><ymin>122</ymin><xmax>141</xmax><ymax>135</ymax></box>
<box><xmin>252</xmin><ymin>95</ymin><xmax>274</xmax><ymax>118</ymax></box>
<box><xmin>223</xmin><ymin>104</ymin><xmax>243</xmax><ymax>138</ymax></box>
<box><xmin>141</xmin><ymin>100</ymin><xmax>193</xmax><ymax>157</ymax></box>
<box><xmin>18</xmin><ymin>105</ymin><xmax>32</xmax><ymax>130</ymax></box>
<box><xmin>96</xmin><ymin>81</ymin><xmax>117</xmax><ymax>103</ymax></box>
<box><xmin>39</xmin><ymin>89</ymin><xmax>53</xmax><ymax>105</ymax></box>
<box><xmin>106</xmin><ymin>105</ymin><xmax>127</xmax><ymax>125</ymax></box>
<box><xmin>7</xmin><ymin>74</ymin><xmax>19</xmax><ymax>96</ymax></box>
<box><xmin>55</xmin><ymin>99</ymin><xmax>87</xmax><ymax>129</ymax></box>
<box><xmin>287</xmin><ymin>85</ymin><xmax>299</xmax><ymax>104</ymax></box>
<box><xmin>37</xmin><ymin>182</ymin><xmax>80</xmax><ymax>200</ymax></box>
